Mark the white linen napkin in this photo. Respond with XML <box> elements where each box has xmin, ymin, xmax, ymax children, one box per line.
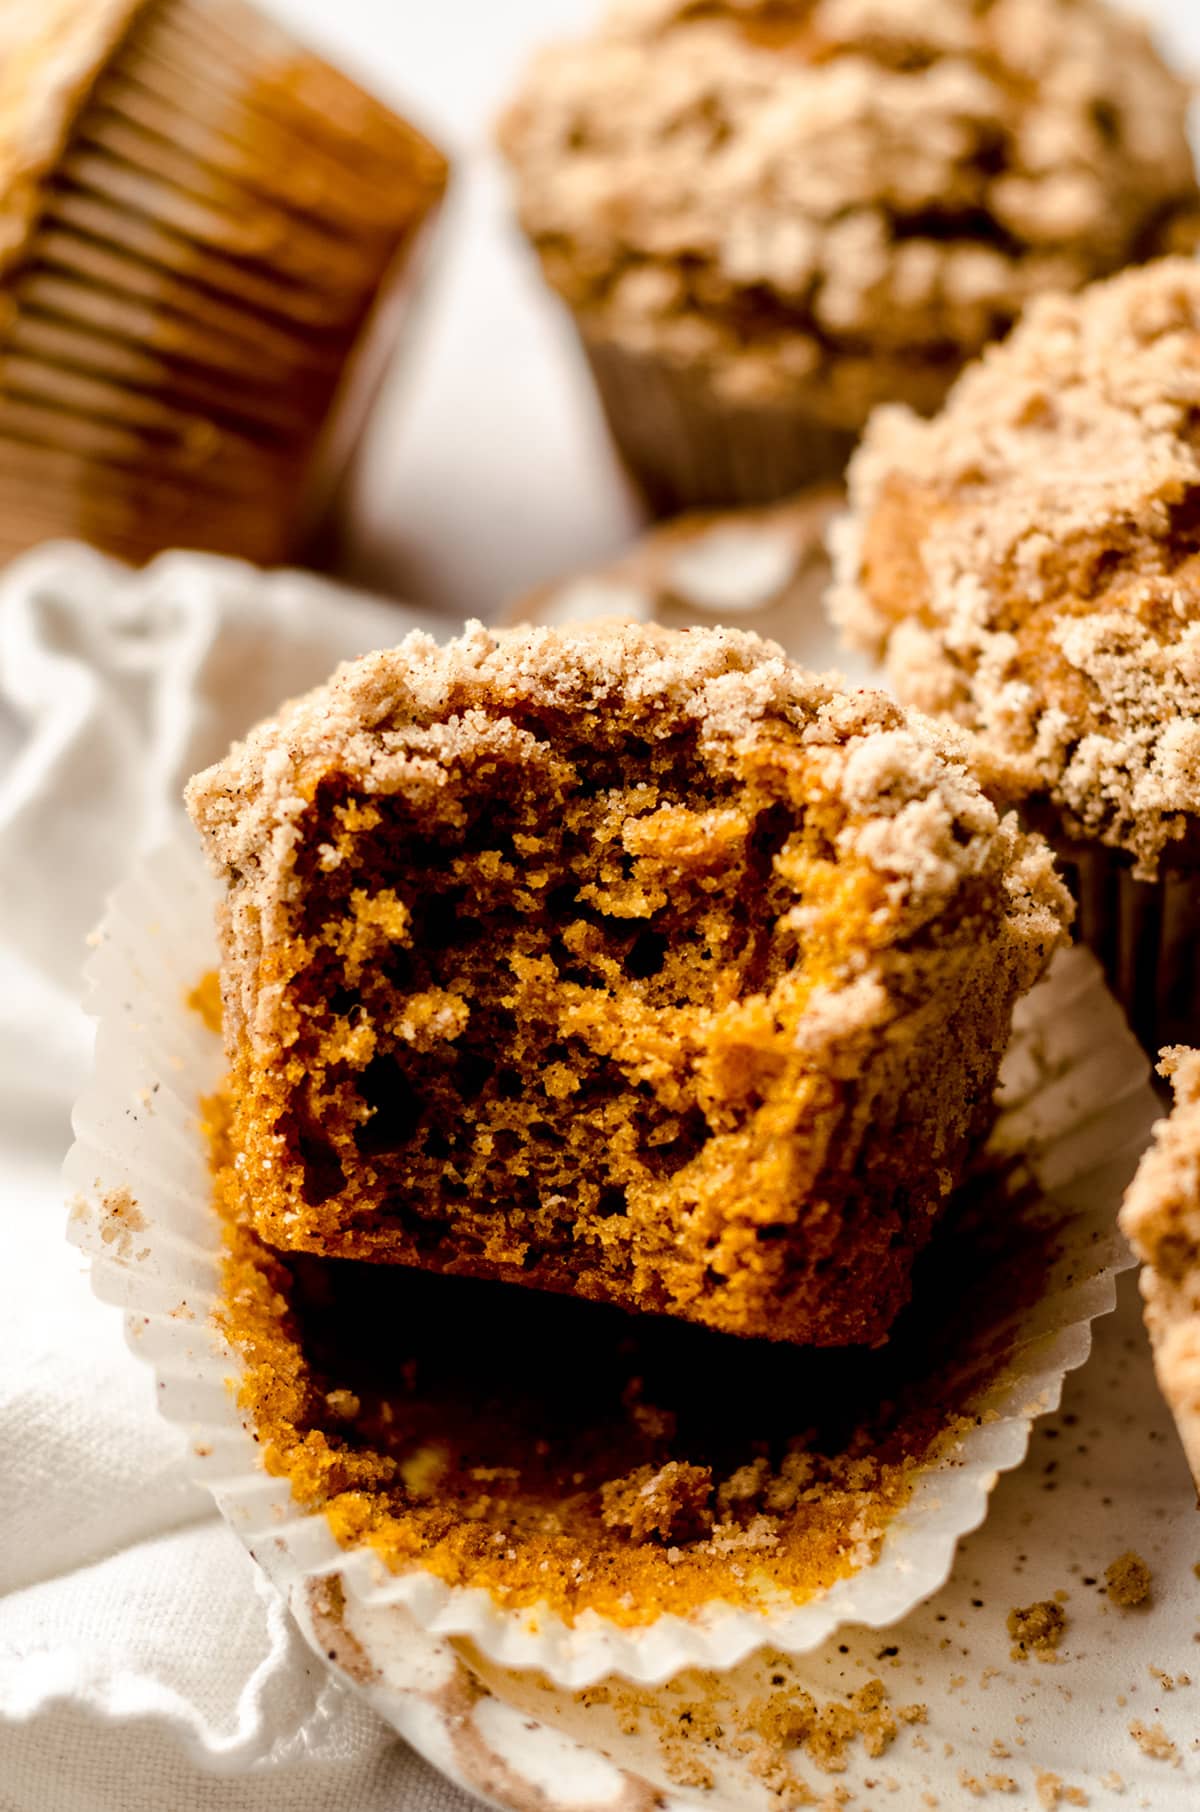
<box><xmin>0</xmin><ymin>543</ymin><xmax>481</xmax><ymax>1811</ymax></box>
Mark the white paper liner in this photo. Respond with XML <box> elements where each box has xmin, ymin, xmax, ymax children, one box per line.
<box><xmin>66</xmin><ymin>829</ymin><xmax>1158</xmax><ymax>1690</ymax></box>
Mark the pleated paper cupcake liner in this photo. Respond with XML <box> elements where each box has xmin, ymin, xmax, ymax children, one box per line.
<box><xmin>0</xmin><ymin>0</ymin><xmax>448</xmax><ymax>565</ymax></box>
<box><xmin>580</xmin><ymin>331</ymin><xmax>860</xmax><ymax>515</ymax></box>
<box><xmin>64</xmin><ymin>826</ymin><xmax>1160</xmax><ymax>1691</ymax></box>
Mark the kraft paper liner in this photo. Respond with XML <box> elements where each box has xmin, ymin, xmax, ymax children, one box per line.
<box><xmin>7</xmin><ymin>311</ymin><xmax>312</xmax><ymax>438</ymax></box>
<box><xmin>0</xmin><ymin>0</ymin><xmax>447</xmax><ymax>565</ymax></box>
<box><xmin>16</xmin><ymin>240</ymin><xmax>337</xmax><ymax>379</ymax></box>
<box><xmin>144</xmin><ymin>0</ymin><xmax>432</xmax><ymax>168</ymax></box>
<box><xmin>66</xmin><ymin>831</ymin><xmax>1159</xmax><ymax>1691</ymax></box>
<box><xmin>581</xmin><ymin>332</ymin><xmax>859</xmax><ymax>515</ymax></box>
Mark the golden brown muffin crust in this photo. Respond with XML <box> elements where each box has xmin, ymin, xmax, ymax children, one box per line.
<box><xmin>833</xmin><ymin>257</ymin><xmax>1200</xmax><ymax>878</ymax></box>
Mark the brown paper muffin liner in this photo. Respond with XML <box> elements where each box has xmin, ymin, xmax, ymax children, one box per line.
<box><xmin>1028</xmin><ymin>813</ymin><xmax>1200</xmax><ymax>1058</ymax></box>
<box><xmin>0</xmin><ymin>0</ymin><xmax>447</xmax><ymax>565</ymax></box>
<box><xmin>580</xmin><ymin>330</ymin><xmax>859</xmax><ymax>515</ymax></box>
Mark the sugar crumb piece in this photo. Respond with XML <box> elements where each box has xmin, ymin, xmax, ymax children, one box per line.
<box><xmin>1008</xmin><ymin>1599</ymin><xmax>1067</xmax><ymax>1662</ymax></box>
<box><xmin>1035</xmin><ymin>1771</ymin><xmax>1088</xmax><ymax>1807</ymax></box>
<box><xmin>1106</xmin><ymin>1552</ymin><xmax>1152</xmax><ymax>1607</ymax></box>
<box><xmin>1128</xmin><ymin>1720</ymin><xmax>1179</xmax><ymax>1764</ymax></box>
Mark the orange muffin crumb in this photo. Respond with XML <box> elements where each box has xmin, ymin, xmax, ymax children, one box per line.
<box><xmin>188</xmin><ymin>621</ymin><xmax>1067</xmax><ymax>1349</ymax></box>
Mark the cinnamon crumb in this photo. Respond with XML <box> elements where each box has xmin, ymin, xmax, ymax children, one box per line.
<box><xmin>1128</xmin><ymin>1719</ymin><xmax>1179</xmax><ymax>1764</ymax></box>
<box><xmin>1007</xmin><ymin>1600</ymin><xmax>1067</xmax><ymax>1662</ymax></box>
<box><xmin>1105</xmin><ymin>1552</ymin><xmax>1152</xmax><ymax>1608</ymax></box>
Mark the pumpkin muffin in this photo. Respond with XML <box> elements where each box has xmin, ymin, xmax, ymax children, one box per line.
<box><xmin>832</xmin><ymin>256</ymin><xmax>1200</xmax><ymax>1054</ymax></box>
<box><xmin>0</xmin><ymin>0</ymin><xmax>447</xmax><ymax>566</ymax></box>
<box><xmin>1119</xmin><ymin>1047</ymin><xmax>1200</xmax><ymax>1494</ymax></box>
<box><xmin>187</xmin><ymin>621</ymin><xmax>1069</xmax><ymax>1349</ymax></box>
<box><xmin>498</xmin><ymin>0</ymin><xmax>1198</xmax><ymax>513</ymax></box>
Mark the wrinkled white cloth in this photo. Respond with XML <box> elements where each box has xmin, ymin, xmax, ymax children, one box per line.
<box><xmin>0</xmin><ymin>543</ymin><xmax>480</xmax><ymax>1812</ymax></box>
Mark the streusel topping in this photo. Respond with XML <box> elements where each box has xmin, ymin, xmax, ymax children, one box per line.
<box><xmin>499</xmin><ymin>0</ymin><xmax>1196</xmax><ymax>412</ymax></box>
<box><xmin>833</xmin><ymin>258</ymin><xmax>1200</xmax><ymax>875</ymax></box>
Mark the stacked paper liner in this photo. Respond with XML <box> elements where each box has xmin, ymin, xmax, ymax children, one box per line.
<box><xmin>65</xmin><ymin>831</ymin><xmax>1158</xmax><ymax>1691</ymax></box>
<box><xmin>0</xmin><ymin>0</ymin><xmax>448</xmax><ymax>565</ymax></box>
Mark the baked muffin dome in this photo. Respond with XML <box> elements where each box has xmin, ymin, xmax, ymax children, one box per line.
<box><xmin>500</xmin><ymin>0</ymin><xmax>1197</xmax><ymax>439</ymax></box>
<box><xmin>188</xmin><ymin>621</ymin><xmax>1068</xmax><ymax>1349</ymax></box>
<box><xmin>832</xmin><ymin>256</ymin><xmax>1200</xmax><ymax>1050</ymax></box>
<box><xmin>833</xmin><ymin>257</ymin><xmax>1200</xmax><ymax>879</ymax></box>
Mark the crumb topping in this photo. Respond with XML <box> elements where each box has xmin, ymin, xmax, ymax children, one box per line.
<box><xmin>834</xmin><ymin>259</ymin><xmax>1200</xmax><ymax>875</ymax></box>
<box><xmin>1119</xmin><ymin>1045</ymin><xmax>1200</xmax><ymax>1492</ymax></box>
<box><xmin>1104</xmin><ymin>1549</ymin><xmax>1153</xmax><ymax>1608</ymax></box>
<box><xmin>499</xmin><ymin>0</ymin><xmax>1196</xmax><ymax>417</ymax></box>
<box><xmin>1007</xmin><ymin>1599</ymin><xmax>1066</xmax><ymax>1662</ymax></box>
<box><xmin>189</xmin><ymin>621</ymin><xmax>1068</xmax><ymax>1349</ymax></box>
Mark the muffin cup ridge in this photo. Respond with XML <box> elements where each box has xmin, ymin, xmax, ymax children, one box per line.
<box><xmin>580</xmin><ymin>332</ymin><xmax>859</xmax><ymax>513</ymax></box>
<box><xmin>0</xmin><ymin>0</ymin><xmax>448</xmax><ymax>565</ymax></box>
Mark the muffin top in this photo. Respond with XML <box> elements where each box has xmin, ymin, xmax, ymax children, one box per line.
<box><xmin>1119</xmin><ymin>1046</ymin><xmax>1200</xmax><ymax>1491</ymax></box>
<box><xmin>833</xmin><ymin>257</ymin><xmax>1200</xmax><ymax>877</ymax></box>
<box><xmin>499</xmin><ymin>0</ymin><xmax>1196</xmax><ymax>411</ymax></box>
<box><xmin>188</xmin><ymin>620</ymin><xmax>1068</xmax><ymax>1038</ymax></box>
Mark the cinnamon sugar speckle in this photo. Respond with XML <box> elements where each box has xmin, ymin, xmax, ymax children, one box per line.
<box><xmin>1007</xmin><ymin>1600</ymin><xmax>1067</xmax><ymax>1662</ymax></box>
<box><xmin>1127</xmin><ymin>1719</ymin><xmax>1179</xmax><ymax>1764</ymax></box>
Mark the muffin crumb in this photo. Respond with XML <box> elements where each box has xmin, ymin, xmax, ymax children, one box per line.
<box><xmin>1007</xmin><ymin>1600</ymin><xmax>1067</xmax><ymax>1661</ymax></box>
<box><xmin>1104</xmin><ymin>1551</ymin><xmax>1153</xmax><ymax>1607</ymax></box>
<box><xmin>1127</xmin><ymin>1719</ymin><xmax>1179</xmax><ymax>1764</ymax></box>
<box><xmin>601</xmin><ymin>1462</ymin><xmax>714</xmax><ymax>1544</ymax></box>
<box><xmin>1035</xmin><ymin>1772</ymin><xmax>1088</xmax><ymax>1808</ymax></box>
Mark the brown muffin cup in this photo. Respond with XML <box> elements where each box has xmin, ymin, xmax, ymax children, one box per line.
<box><xmin>0</xmin><ymin>0</ymin><xmax>447</xmax><ymax>566</ymax></box>
<box><xmin>1025</xmin><ymin>807</ymin><xmax>1200</xmax><ymax>1058</ymax></box>
<box><xmin>581</xmin><ymin>331</ymin><xmax>860</xmax><ymax>514</ymax></box>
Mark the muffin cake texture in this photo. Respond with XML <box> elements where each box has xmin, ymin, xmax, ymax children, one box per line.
<box><xmin>0</xmin><ymin>0</ymin><xmax>447</xmax><ymax>565</ymax></box>
<box><xmin>188</xmin><ymin>621</ymin><xmax>1068</xmax><ymax>1349</ymax></box>
<box><xmin>1120</xmin><ymin>1048</ymin><xmax>1200</xmax><ymax>1494</ymax></box>
<box><xmin>832</xmin><ymin>256</ymin><xmax>1200</xmax><ymax>1052</ymax></box>
<box><xmin>499</xmin><ymin>0</ymin><xmax>1198</xmax><ymax>512</ymax></box>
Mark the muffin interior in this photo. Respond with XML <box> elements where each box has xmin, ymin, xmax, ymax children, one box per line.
<box><xmin>193</xmin><ymin>624</ymin><xmax>1069</xmax><ymax>1347</ymax></box>
<box><xmin>231</xmin><ymin>711</ymin><xmax>906</xmax><ymax>1339</ymax></box>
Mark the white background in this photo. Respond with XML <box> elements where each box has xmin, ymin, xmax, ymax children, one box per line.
<box><xmin>257</xmin><ymin>0</ymin><xmax>1200</xmax><ymax>620</ymax></box>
